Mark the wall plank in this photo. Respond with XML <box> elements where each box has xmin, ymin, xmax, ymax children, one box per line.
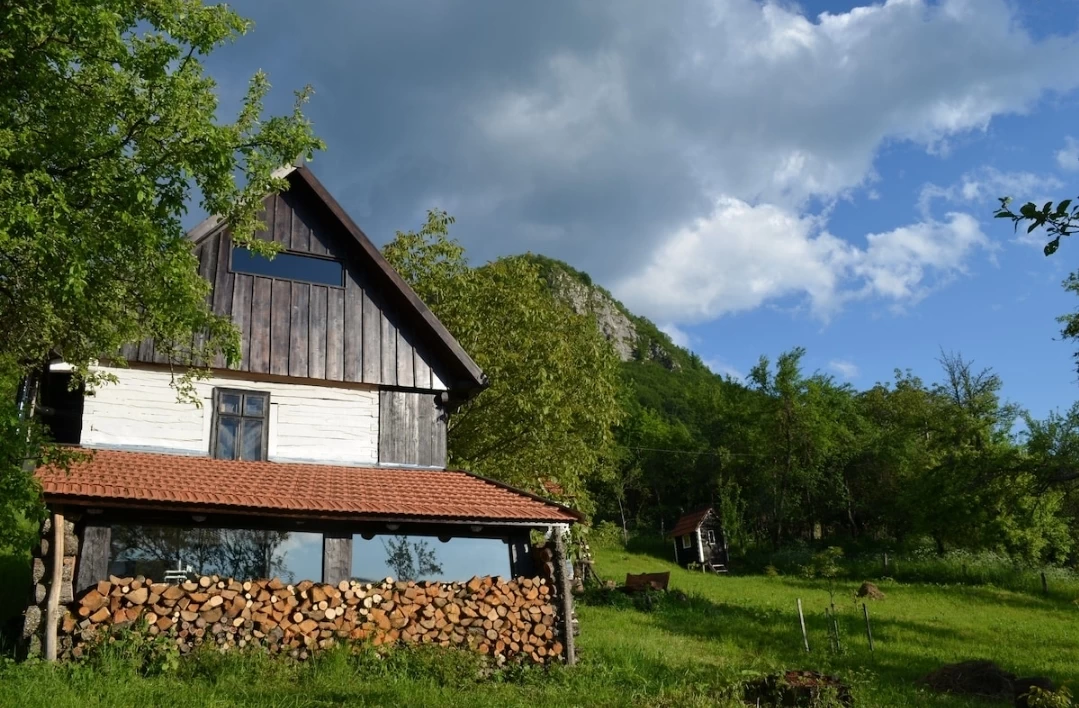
<box><xmin>272</xmin><ymin>194</ymin><xmax>290</xmax><ymax>247</ymax></box>
<box><xmin>326</xmin><ymin>288</ymin><xmax>345</xmax><ymax>381</ymax></box>
<box><xmin>361</xmin><ymin>285</ymin><xmax>381</xmax><ymax>384</ymax></box>
<box><xmin>343</xmin><ymin>269</ymin><xmax>363</xmax><ymax>382</ymax></box>
<box><xmin>380</xmin><ymin>311</ymin><xmax>397</xmax><ymax>386</ymax></box>
<box><xmin>288</xmin><ymin>283</ymin><xmax>310</xmax><ymax>378</ymax></box>
<box><xmin>230</xmin><ymin>274</ymin><xmax>254</xmax><ymax>371</ymax></box>
<box><xmin>308</xmin><ymin>285</ymin><xmax>327</xmax><ymax>379</ymax></box>
<box><xmin>289</xmin><ymin>192</ymin><xmax>311</xmax><ymax>252</ymax></box>
<box><xmin>249</xmin><ymin>277</ymin><xmax>272</xmax><ymax>374</ymax></box>
<box><xmin>270</xmin><ymin>279</ymin><xmax>291</xmax><ymax>376</ymax></box>
<box><xmin>396</xmin><ymin>324</ymin><xmax>415</xmax><ymax>389</ymax></box>
<box><xmin>211</xmin><ymin>233</ymin><xmax>236</xmax><ymax>368</ymax></box>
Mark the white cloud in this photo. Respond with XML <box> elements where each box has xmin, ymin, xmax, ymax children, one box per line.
<box><xmin>919</xmin><ymin>166</ymin><xmax>1063</xmax><ymax>217</ymax></box>
<box><xmin>1056</xmin><ymin>137</ymin><xmax>1079</xmax><ymax>171</ymax></box>
<box><xmin>828</xmin><ymin>359</ymin><xmax>860</xmax><ymax>380</ymax></box>
<box><xmin>613</xmin><ymin>198</ymin><xmax>989</xmax><ymax>323</ymax></box>
<box><xmin>659</xmin><ymin>323</ymin><xmax>691</xmax><ymax>349</ymax></box>
<box><xmin>704</xmin><ymin>358</ymin><xmax>744</xmax><ymax>382</ymax></box>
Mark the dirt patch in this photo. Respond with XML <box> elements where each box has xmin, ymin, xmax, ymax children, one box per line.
<box><xmin>856</xmin><ymin>582</ymin><xmax>885</xmax><ymax>600</ymax></box>
<box><xmin>920</xmin><ymin>660</ymin><xmax>1016</xmax><ymax>701</ymax></box>
<box><xmin>743</xmin><ymin>670</ymin><xmax>853</xmax><ymax>706</ymax></box>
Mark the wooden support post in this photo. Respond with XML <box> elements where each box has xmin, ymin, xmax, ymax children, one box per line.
<box><xmin>507</xmin><ymin>536</ymin><xmax>534</xmax><ymax>579</ymax></box>
<box><xmin>45</xmin><ymin>511</ymin><xmax>64</xmax><ymax>662</ymax></box>
<box><xmin>322</xmin><ymin>533</ymin><xmax>352</xmax><ymax>586</ymax></box>
<box><xmin>75</xmin><ymin>523</ymin><xmax>111</xmax><ymax>594</ymax></box>
<box><xmin>797</xmin><ymin>598</ymin><xmax>809</xmax><ymax>653</ymax></box>
<box><xmin>552</xmin><ymin>527</ymin><xmax>576</xmax><ymax>666</ymax></box>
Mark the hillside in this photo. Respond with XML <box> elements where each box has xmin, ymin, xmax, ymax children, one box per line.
<box><xmin>521</xmin><ymin>254</ymin><xmax>704</xmax><ymax>373</ymax></box>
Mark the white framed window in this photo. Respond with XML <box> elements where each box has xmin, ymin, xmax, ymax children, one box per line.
<box><xmin>210</xmin><ymin>388</ymin><xmax>270</xmax><ymax>461</ymax></box>
<box><xmin>706</xmin><ymin>530</ymin><xmax>716</xmax><ymax>544</ymax></box>
<box><xmin>681</xmin><ymin>534</ymin><xmax>691</xmax><ymax>549</ymax></box>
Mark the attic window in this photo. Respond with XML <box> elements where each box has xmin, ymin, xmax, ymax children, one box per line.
<box><xmin>231</xmin><ymin>246</ymin><xmax>344</xmax><ymax>287</ymax></box>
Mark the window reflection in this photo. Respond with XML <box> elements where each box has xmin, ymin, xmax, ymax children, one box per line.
<box><xmin>108</xmin><ymin>525</ymin><xmax>323</xmax><ymax>583</ymax></box>
<box><xmin>351</xmin><ymin>534</ymin><xmax>510</xmax><ymax>582</ymax></box>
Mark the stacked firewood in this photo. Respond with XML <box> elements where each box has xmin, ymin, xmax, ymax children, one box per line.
<box><xmin>62</xmin><ymin>574</ymin><xmax>564</xmax><ymax>664</ymax></box>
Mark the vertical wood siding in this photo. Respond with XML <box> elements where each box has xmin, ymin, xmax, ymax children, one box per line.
<box><xmin>121</xmin><ymin>189</ymin><xmax>450</xmax><ymax>391</ymax></box>
<box><xmin>378</xmin><ymin>390</ymin><xmax>447</xmax><ymax>468</ymax></box>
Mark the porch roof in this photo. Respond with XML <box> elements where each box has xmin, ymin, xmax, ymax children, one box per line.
<box><xmin>36</xmin><ymin>448</ymin><xmax>580</xmax><ymax>525</ymax></box>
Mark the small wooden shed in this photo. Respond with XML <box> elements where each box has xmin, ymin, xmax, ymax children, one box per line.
<box><xmin>668</xmin><ymin>507</ymin><xmax>728</xmax><ymax>572</ymax></box>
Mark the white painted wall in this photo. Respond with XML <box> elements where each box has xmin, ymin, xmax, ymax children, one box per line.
<box><xmin>80</xmin><ymin>365</ymin><xmax>379</xmax><ymax>465</ymax></box>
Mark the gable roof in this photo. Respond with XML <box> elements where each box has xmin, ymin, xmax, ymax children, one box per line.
<box><xmin>176</xmin><ymin>164</ymin><xmax>486</xmax><ymax>395</ymax></box>
<box><xmin>668</xmin><ymin>507</ymin><xmax>713</xmax><ymax>538</ymax></box>
<box><xmin>37</xmin><ymin>448</ymin><xmax>580</xmax><ymax>524</ymax></box>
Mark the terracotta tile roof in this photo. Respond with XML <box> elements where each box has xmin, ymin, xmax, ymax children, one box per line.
<box><xmin>668</xmin><ymin>507</ymin><xmax>713</xmax><ymax>538</ymax></box>
<box><xmin>36</xmin><ymin>448</ymin><xmax>579</xmax><ymax>524</ymax></box>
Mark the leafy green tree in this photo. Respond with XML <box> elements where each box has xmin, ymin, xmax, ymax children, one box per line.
<box><xmin>383</xmin><ymin>212</ymin><xmax>624</xmax><ymax>515</ymax></box>
<box><xmin>0</xmin><ymin>1</ymin><xmax>322</xmax><ymax>548</ymax></box>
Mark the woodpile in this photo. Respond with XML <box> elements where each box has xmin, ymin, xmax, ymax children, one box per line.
<box><xmin>60</xmin><ymin>574</ymin><xmax>564</xmax><ymax>664</ymax></box>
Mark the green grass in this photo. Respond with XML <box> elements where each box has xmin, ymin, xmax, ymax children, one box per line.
<box><xmin>1</xmin><ymin>546</ymin><xmax>1076</xmax><ymax>707</ymax></box>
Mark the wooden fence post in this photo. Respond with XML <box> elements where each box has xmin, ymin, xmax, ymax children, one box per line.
<box><xmin>552</xmin><ymin>527</ymin><xmax>576</xmax><ymax>665</ymax></box>
<box><xmin>797</xmin><ymin>598</ymin><xmax>809</xmax><ymax>653</ymax></box>
<box><xmin>863</xmin><ymin>603</ymin><xmax>874</xmax><ymax>652</ymax></box>
<box><xmin>44</xmin><ymin>511</ymin><xmax>65</xmax><ymax>661</ymax></box>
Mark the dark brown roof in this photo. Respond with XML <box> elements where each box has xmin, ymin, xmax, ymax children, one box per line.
<box><xmin>185</xmin><ymin>164</ymin><xmax>487</xmax><ymax>395</ymax></box>
<box><xmin>668</xmin><ymin>507</ymin><xmax>713</xmax><ymax>538</ymax></box>
<box><xmin>37</xmin><ymin>448</ymin><xmax>579</xmax><ymax>524</ymax></box>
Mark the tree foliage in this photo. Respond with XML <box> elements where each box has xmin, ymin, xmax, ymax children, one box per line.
<box><xmin>383</xmin><ymin>212</ymin><xmax>624</xmax><ymax>515</ymax></box>
<box><xmin>0</xmin><ymin>1</ymin><xmax>322</xmax><ymax>548</ymax></box>
<box><xmin>594</xmin><ymin>341</ymin><xmax>1079</xmax><ymax>565</ymax></box>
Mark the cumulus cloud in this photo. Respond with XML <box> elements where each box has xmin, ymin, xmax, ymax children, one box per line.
<box><xmin>212</xmin><ymin>0</ymin><xmax>1079</xmax><ymax>324</ymax></box>
<box><xmin>828</xmin><ymin>360</ymin><xmax>859</xmax><ymax>380</ymax></box>
<box><xmin>1057</xmin><ymin>137</ymin><xmax>1079</xmax><ymax>171</ymax></box>
<box><xmin>613</xmin><ymin>199</ymin><xmax>989</xmax><ymax>322</ymax></box>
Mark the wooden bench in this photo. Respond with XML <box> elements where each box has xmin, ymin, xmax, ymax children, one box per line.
<box><xmin>624</xmin><ymin>571</ymin><xmax>670</xmax><ymax>592</ymax></box>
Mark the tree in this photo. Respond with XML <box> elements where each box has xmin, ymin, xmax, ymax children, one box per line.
<box><xmin>383</xmin><ymin>212</ymin><xmax>624</xmax><ymax>515</ymax></box>
<box><xmin>0</xmin><ymin>1</ymin><xmax>323</xmax><ymax>548</ymax></box>
<box><xmin>381</xmin><ymin>535</ymin><xmax>442</xmax><ymax>581</ymax></box>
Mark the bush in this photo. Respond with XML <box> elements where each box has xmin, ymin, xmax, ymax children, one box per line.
<box><xmin>587</xmin><ymin>521</ymin><xmax>627</xmax><ymax>550</ymax></box>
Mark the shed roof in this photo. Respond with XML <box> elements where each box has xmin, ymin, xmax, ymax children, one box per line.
<box><xmin>668</xmin><ymin>507</ymin><xmax>713</xmax><ymax>538</ymax></box>
<box><xmin>36</xmin><ymin>448</ymin><xmax>579</xmax><ymax>525</ymax></box>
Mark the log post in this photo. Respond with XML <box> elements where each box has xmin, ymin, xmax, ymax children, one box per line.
<box><xmin>44</xmin><ymin>510</ymin><xmax>65</xmax><ymax>661</ymax></box>
<box><xmin>322</xmin><ymin>533</ymin><xmax>353</xmax><ymax>586</ymax></box>
<box><xmin>551</xmin><ymin>526</ymin><xmax>576</xmax><ymax>665</ymax></box>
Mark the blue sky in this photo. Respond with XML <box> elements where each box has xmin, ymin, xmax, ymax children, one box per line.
<box><xmin>200</xmin><ymin>0</ymin><xmax>1079</xmax><ymax>421</ymax></box>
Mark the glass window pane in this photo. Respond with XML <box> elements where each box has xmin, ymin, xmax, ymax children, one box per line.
<box><xmin>219</xmin><ymin>392</ymin><xmax>241</xmax><ymax>415</ymax></box>
<box><xmin>216</xmin><ymin>416</ymin><xmax>239</xmax><ymax>460</ymax></box>
<box><xmin>239</xmin><ymin>419</ymin><xmax>264</xmax><ymax>461</ymax></box>
<box><xmin>243</xmin><ymin>394</ymin><xmax>266</xmax><ymax>418</ymax></box>
<box><xmin>231</xmin><ymin>247</ymin><xmax>344</xmax><ymax>288</ymax></box>
<box><xmin>109</xmin><ymin>525</ymin><xmax>322</xmax><ymax>583</ymax></box>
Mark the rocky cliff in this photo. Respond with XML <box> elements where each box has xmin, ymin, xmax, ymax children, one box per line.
<box><xmin>524</xmin><ymin>255</ymin><xmax>683</xmax><ymax>371</ymax></box>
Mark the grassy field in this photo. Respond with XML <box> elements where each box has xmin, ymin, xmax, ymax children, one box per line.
<box><xmin>1</xmin><ymin>545</ymin><xmax>1077</xmax><ymax>707</ymax></box>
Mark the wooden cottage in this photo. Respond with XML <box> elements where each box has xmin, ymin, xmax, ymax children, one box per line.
<box><xmin>668</xmin><ymin>507</ymin><xmax>729</xmax><ymax>572</ymax></box>
<box><xmin>24</xmin><ymin>165</ymin><xmax>579</xmax><ymax>663</ymax></box>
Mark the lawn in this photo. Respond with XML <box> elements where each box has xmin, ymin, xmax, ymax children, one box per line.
<box><xmin>1</xmin><ymin>545</ymin><xmax>1076</xmax><ymax>707</ymax></box>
